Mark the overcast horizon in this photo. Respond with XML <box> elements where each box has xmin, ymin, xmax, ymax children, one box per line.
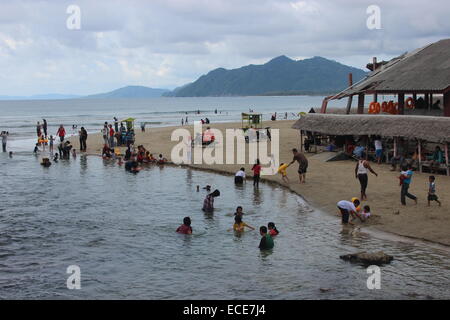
<box><xmin>1</xmin><ymin>0</ymin><xmax>449</xmax><ymax>96</ymax></box>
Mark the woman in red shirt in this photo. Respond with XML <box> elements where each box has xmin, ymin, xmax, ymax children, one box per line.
<box><xmin>252</xmin><ymin>159</ymin><xmax>262</xmax><ymax>187</ymax></box>
<box><xmin>176</xmin><ymin>217</ymin><xmax>192</xmax><ymax>235</ymax></box>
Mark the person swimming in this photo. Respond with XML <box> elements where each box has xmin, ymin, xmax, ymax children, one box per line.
<box><xmin>268</xmin><ymin>222</ymin><xmax>279</xmax><ymax>236</ymax></box>
<box><xmin>176</xmin><ymin>217</ymin><xmax>193</xmax><ymax>235</ymax></box>
<box><xmin>258</xmin><ymin>226</ymin><xmax>274</xmax><ymax>250</ymax></box>
<box><xmin>232</xmin><ymin>216</ymin><xmax>255</xmax><ymax>232</ymax></box>
<box><xmin>40</xmin><ymin>157</ymin><xmax>51</xmax><ymax>167</ymax></box>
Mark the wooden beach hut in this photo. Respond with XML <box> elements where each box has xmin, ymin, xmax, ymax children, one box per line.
<box><xmin>321</xmin><ymin>38</ymin><xmax>450</xmax><ymax>117</ymax></box>
<box><xmin>292</xmin><ymin>113</ymin><xmax>450</xmax><ymax>175</ymax></box>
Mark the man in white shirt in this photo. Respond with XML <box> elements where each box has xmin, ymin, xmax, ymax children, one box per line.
<box><xmin>234</xmin><ymin>168</ymin><xmax>246</xmax><ymax>184</ymax></box>
<box><xmin>374</xmin><ymin>138</ymin><xmax>383</xmax><ymax>164</ymax></box>
<box><xmin>337</xmin><ymin>199</ymin><xmax>360</xmax><ymax>224</ymax></box>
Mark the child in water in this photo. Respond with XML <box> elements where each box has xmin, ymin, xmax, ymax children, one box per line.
<box><xmin>232</xmin><ymin>216</ymin><xmax>255</xmax><ymax>232</ymax></box>
<box><xmin>277</xmin><ymin>163</ymin><xmax>290</xmax><ymax>184</ymax></box>
<box><xmin>234</xmin><ymin>206</ymin><xmax>244</xmax><ymax>217</ymax></box>
<box><xmin>268</xmin><ymin>222</ymin><xmax>279</xmax><ymax>236</ymax></box>
<box><xmin>176</xmin><ymin>217</ymin><xmax>192</xmax><ymax>234</ymax></box>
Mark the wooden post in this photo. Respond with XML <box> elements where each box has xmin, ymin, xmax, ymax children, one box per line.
<box><xmin>425</xmin><ymin>93</ymin><xmax>429</xmax><ymax>109</ymax></box>
<box><xmin>394</xmin><ymin>137</ymin><xmax>398</xmax><ymax>158</ymax></box>
<box><xmin>398</xmin><ymin>93</ymin><xmax>405</xmax><ymax>115</ymax></box>
<box><xmin>444</xmin><ymin>91</ymin><xmax>450</xmax><ymax>117</ymax></box>
<box><xmin>345</xmin><ymin>73</ymin><xmax>353</xmax><ymax>114</ymax></box>
<box><xmin>418</xmin><ymin>140</ymin><xmax>422</xmax><ymax>173</ymax></box>
<box><xmin>413</xmin><ymin>93</ymin><xmax>417</xmax><ymax>103</ymax></box>
<box><xmin>357</xmin><ymin>93</ymin><xmax>365</xmax><ymax>114</ymax></box>
<box><xmin>430</xmin><ymin>93</ymin><xmax>433</xmax><ymax>110</ymax></box>
<box><xmin>300</xmin><ymin>131</ymin><xmax>303</xmax><ymax>152</ymax></box>
<box><xmin>445</xmin><ymin>143</ymin><xmax>449</xmax><ymax>176</ymax></box>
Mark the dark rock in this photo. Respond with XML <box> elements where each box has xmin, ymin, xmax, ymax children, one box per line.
<box><xmin>340</xmin><ymin>251</ymin><xmax>394</xmax><ymax>265</ymax></box>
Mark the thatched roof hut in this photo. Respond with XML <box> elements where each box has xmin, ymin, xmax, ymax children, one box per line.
<box><xmin>292</xmin><ymin>114</ymin><xmax>450</xmax><ymax>143</ymax></box>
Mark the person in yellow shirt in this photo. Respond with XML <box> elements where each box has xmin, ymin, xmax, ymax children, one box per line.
<box><xmin>232</xmin><ymin>216</ymin><xmax>255</xmax><ymax>232</ymax></box>
<box><xmin>277</xmin><ymin>162</ymin><xmax>291</xmax><ymax>184</ymax></box>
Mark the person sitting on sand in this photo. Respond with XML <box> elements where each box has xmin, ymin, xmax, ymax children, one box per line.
<box><xmin>234</xmin><ymin>206</ymin><xmax>244</xmax><ymax>217</ymax></box>
<box><xmin>258</xmin><ymin>226</ymin><xmax>274</xmax><ymax>250</ymax></box>
<box><xmin>202</xmin><ymin>189</ymin><xmax>220</xmax><ymax>212</ymax></box>
<box><xmin>268</xmin><ymin>222</ymin><xmax>279</xmax><ymax>236</ymax></box>
<box><xmin>176</xmin><ymin>217</ymin><xmax>193</xmax><ymax>235</ymax></box>
<box><xmin>337</xmin><ymin>198</ymin><xmax>360</xmax><ymax>224</ymax></box>
<box><xmin>277</xmin><ymin>162</ymin><xmax>290</xmax><ymax>184</ymax></box>
<box><xmin>232</xmin><ymin>216</ymin><xmax>255</xmax><ymax>232</ymax></box>
<box><xmin>234</xmin><ymin>168</ymin><xmax>246</xmax><ymax>184</ymax></box>
<box><xmin>357</xmin><ymin>205</ymin><xmax>371</xmax><ymax>222</ymax></box>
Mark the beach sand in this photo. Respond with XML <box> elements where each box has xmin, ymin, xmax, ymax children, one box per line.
<box><xmin>71</xmin><ymin>120</ymin><xmax>450</xmax><ymax>246</ymax></box>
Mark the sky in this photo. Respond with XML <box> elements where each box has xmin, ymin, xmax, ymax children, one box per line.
<box><xmin>0</xmin><ymin>0</ymin><xmax>449</xmax><ymax>96</ymax></box>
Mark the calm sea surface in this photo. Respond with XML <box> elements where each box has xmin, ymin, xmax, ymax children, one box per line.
<box><xmin>0</xmin><ymin>97</ymin><xmax>449</xmax><ymax>299</ymax></box>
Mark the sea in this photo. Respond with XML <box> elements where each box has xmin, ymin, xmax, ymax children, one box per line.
<box><xmin>0</xmin><ymin>96</ymin><xmax>449</xmax><ymax>299</ymax></box>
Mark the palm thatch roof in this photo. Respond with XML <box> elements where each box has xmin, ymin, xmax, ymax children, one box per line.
<box><xmin>292</xmin><ymin>114</ymin><xmax>450</xmax><ymax>143</ymax></box>
<box><xmin>332</xmin><ymin>38</ymin><xmax>450</xmax><ymax>99</ymax></box>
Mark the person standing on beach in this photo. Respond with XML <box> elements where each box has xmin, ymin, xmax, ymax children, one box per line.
<box><xmin>1</xmin><ymin>131</ymin><xmax>8</xmax><ymax>152</ymax></box>
<box><xmin>56</xmin><ymin>125</ymin><xmax>66</xmax><ymax>142</ymax></box>
<box><xmin>289</xmin><ymin>148</ymin><xmax>308</xmax><ymax>183</ymax></box>
<box><xmin>49</xmin><ymin>135</ymin><xmax>55</xmax><ymax>153</ymax></box>
<box><xmin>102</xmin><ymin>123</ymin><xmax>108</xmax><ymax>146</ymax></box>
<box><xmin>114</xmin><ymin>117</ymin><xmax>119</xmax><ymax>132</ymax></box>
<box><xmin>36</xmin><ymin>122</ymin><xmax>41</xmax><ymax>138</ymax></box>
<box><xmin>252</xmin><ymin>159</ymin><xmax>262</xmax><ymax>187</ymax></box>
<box><xmin>355</xmin><ymin>157</ymin><xmax>378</xmax><ymax>200</ymax></box>
<box><xmin>42</xmin><ymin>119</ymin><xmax>48</xmax><ymax>137</ymax></box>
<box><xmin>108</xmin><ymin>124</ymin><xmax>115</xmax><ymax>148</ymax></box>
<box><xmin>374</xmin><ymin>137</ymin><xmax>382</xmax><ymax>164</ymax></box>
<box><xmin>400</xmin><ymin>165</ymin><xmax>417</xmax><ymax>206</ymax></box>
<box><xmin>79</xmin><ymin>127</ymin><xmax>88</xmax><ymax>152</ymax></box>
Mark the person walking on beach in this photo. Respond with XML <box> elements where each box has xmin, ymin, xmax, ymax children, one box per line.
<box><xmin>252</xmin><ymin>159</ymin><xmax>262</xmax><ymax>187</ymax></box>
<box><xmin>1</xmin><ymin>131</ymin><xmax>8</xmax><ymax>152</ymax></box>
<box><xmin>427</xmin><ymin>175</ymin><xmax>441</xmax><ymax>207</ymax></box>
<box><xmin>400</xmin><ymin>164</ymin><xmax>417</xmax><ymax>206</ymax></box>
<box><xmin>79</xmin><ymin>127</ymin><xmax>88</xmax><ymax>152</ymax></box>
<box><xmin>289</xmin><ymin>148</ymin><xmax>308</xmax><ymax>183</ymax></box>
<box><xmin>56</xmin><ymin>125</ymin><xmax>66</xmax><ymax>142</ymax></box>
<box><xmin>42</xmin><ymin>119</ymin><xmax>48</xmax><ymax>137</ymax></box>
<box><xmin>355</xmin><ymin>157</ymin><xmax>378</xmax><ymax>200</ymax></box>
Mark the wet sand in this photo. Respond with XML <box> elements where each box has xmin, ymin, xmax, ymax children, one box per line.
<box><xmin>71</xmin><ymin>120</ymin><xmax>450</xmax><ymax>246</ymax></box>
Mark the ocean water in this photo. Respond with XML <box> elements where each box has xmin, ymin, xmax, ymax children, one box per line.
<box><xmin>0</xmin><ymin>153</ymin><xmax>449</xmax><ymax>299</ymax></box>
<box><xmin>0</xmin><ymin>96</ymin><xmax>335</xmax><ymax>151</ymax></box>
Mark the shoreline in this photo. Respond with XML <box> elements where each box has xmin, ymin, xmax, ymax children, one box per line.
<box><xmin>68</xmin><ymin>119</ymin><xmax>450</xmax><ymax>247</ymax></box>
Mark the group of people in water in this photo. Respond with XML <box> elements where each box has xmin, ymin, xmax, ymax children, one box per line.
<box><xmin>177</xmin><ymin>201</ymin><xmax>279</xmax><ymax>250</ymax></box>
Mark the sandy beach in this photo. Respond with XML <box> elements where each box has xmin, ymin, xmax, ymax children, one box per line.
<box><xmin>71</xmin><ymin>120</ymin><xmax>450</xmax><ymax>246</ymax></box>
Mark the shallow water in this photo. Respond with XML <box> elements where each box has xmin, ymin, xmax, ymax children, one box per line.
<box><xmin>0</xmin><ymin>153</ymin><xmax>449</xmax><ymax>299</ymax></box>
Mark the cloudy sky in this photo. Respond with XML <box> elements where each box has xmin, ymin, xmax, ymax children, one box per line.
<box><xmin>0</xmin><ymin>0</ymin><xmax>449</xmax><ymax>95</ymax></box>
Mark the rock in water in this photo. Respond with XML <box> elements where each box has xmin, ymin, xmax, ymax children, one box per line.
<box><xmin>340</xmin><ymin>251</ymin><xmax>393</xmax><ymax>265</ymax></box>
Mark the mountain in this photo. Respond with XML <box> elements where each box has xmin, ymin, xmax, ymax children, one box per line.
<box><xmin>0</xmin><ymin>94</ymin><xmax>81</xmax><ymax>100</ymax></box>
<box><xmin>165</xmin><ymin>56</ymin><xmax>367</xmax><ymax>97</ymax></box>
<box><xmin>85</xmin><ymin>86</ymin><xmax>169</xmax><ymax>99</ymax></box>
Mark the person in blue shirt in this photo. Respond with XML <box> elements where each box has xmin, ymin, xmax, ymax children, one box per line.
<box><xmin>400</xmin><ymin>164</ymin><xmax>417</xmax><ymax>206</ymax></box>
